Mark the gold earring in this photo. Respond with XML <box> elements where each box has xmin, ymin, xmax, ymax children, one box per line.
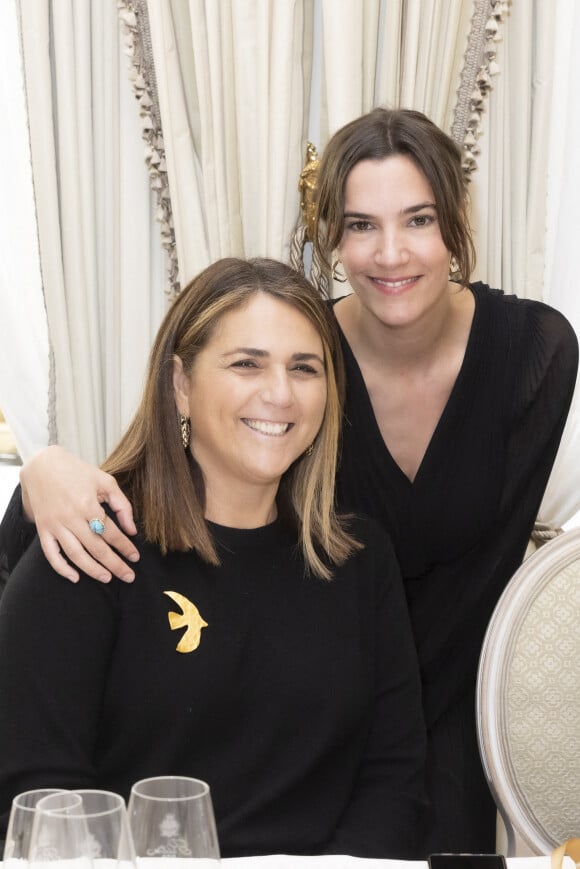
<box><xmin>449</xmin><ymin>256</ymin><xmax>460</xmax><ymax>278</ymax></box>
<box><xmin>331</xmin><ymin>259</ymin><xmax>347</xmax><ymax>283</ymax></box>
<box><xmin>179</xmin><ymin>414</ymin><xmax>191</xmax><ymax>450</ymax></box>
<box><xmin>305</xmin><ymin>443</ymin><xmax>314</xmax><ymax>457</ymax></box>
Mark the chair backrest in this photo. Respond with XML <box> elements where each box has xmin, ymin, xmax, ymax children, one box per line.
<box><xmin>477</xmin><ymin>528</ymin><xmax>580</xmax><ymax>855</ymax></box>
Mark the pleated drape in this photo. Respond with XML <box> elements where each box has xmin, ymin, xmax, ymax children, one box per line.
<box><xmin>0</xmin><ymin>0</ymin><xmax>50</xmax><ymax>460</ymax></box>
<box><xmin>13</xmin><ymin>0</ymin><xmax>165</xmax><ymax>463</ymax></box>
<box><xmin>145</xmin><ymin>0</ymin><xmax>311</xmax><ymax>285</ymax></box>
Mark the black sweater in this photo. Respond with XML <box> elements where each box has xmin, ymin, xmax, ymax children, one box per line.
<box><xmin>0</xmin><ymin>516</ymin><xmax>427</xmax><ymax>858</ymax></box>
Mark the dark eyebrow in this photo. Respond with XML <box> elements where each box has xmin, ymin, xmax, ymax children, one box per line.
<box><xmin>403</xmin><ymin>201</ymin><xmax>436</xmax><ymax>214</ymax></box>
<box><xmin>343</xmin><ymin>201</ymin><xmax>437</xmax><ymax>220</ymax></box>
<box><xmin>224</xmin><ymin>348</ymin><xmax>325</xmax><ymax>365</ymax></box>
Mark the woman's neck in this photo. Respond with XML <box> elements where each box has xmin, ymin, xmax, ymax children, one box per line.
<box><xmin>336</xmin><ymin>284</ymin><xmax>474</xmax><ymax>372</ymax></box>
<box><xmin>203</xmin><ymin>482</ymin><xmax>278</xmax><ymax>529</ymax></box>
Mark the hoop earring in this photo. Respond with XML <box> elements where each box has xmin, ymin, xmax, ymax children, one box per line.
<box><xmin>179</xmin><ymin>414</ymin><xmax>191</xmax><ymax>450</ymax></box>
<box><xmin>331</xmin><ymin>259</ymin><xmax>347</xmax><ymax>283</ymax></box>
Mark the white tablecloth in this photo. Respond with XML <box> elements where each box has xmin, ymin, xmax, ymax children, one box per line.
<box><xmin>1</xmin><ymin>857</ymin><xmax>571</xmax><ymax>869</ymax></box>
<box><xmin>221</xmin><ymin>858</ymin><xmax>569</xmax><ymax>869</ymax></box>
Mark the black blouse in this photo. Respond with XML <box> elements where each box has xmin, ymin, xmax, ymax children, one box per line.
<box><xmin>334</xmin><ymin>283</ymin><xmax>578</xmax><ymax>728</ymax></box>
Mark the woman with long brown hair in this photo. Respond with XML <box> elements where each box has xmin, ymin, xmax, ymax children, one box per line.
<box><xmin>0</xmin><ymin>258</ymin><xmax>426</xmax><ymax>858</ymax></box>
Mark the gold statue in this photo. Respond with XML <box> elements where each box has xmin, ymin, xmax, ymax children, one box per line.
<box><xmin>298</xmin><ymin>142</ymin><xmax>320</xmax><ymax>242</ymax></box>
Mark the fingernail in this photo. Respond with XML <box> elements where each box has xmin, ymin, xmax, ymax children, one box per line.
<box><xmin>128</xmin><ymin>553</ymin><xmax>140</xmax><ymax>562</ymax></box>
<box><xmin>98</xmin><ymin>574</ymin><xmax>111</xmax><ymax>583</ymax></box>
<box><xmin>121</xmin><ymin>572</ymin><xmax>135</xmax><ymax>582</ymax></box>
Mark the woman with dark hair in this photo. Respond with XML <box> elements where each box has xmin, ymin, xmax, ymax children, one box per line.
<box><xmin>2</xmin><ymin>108</ymin><xmax>578</xmax><ymax>852</ymax></box>
<box><xmin>0</xmin><ymin>258</ymin><xmax>427</xmax><ymax>859</ymax></box>
<box><xmin>314</xmin><ymin>108</ymin><xmax>577</xmax><ymax>851</ymax></box>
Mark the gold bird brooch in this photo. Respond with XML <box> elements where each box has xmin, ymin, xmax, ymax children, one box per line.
<box><xmin>164</xmin><ymin>590</ymin><xmax>208</xmax><ymax>653</ymax></box>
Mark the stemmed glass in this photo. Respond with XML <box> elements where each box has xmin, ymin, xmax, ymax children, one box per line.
<box><xmin>27</xmin><ymin>789</ymin><xmax>136</xmax><ymax>869</ymax></box>
<box><xmin>127</xmin><ymin>776</ymin><xmax>220</xmax><ymax>865</ymax></box>
<box><xmin>3</xmin><ymin>789</ymin><xmax>68</xmax><ymax>869</ymax></box>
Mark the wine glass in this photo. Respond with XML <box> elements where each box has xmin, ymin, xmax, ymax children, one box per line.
<box><xmin>3</xmin><ymin>789</ymin><xmax>68</xmax><ymax>869</ymax></box>
<box><xmin>127</xmin><ymin>776</ymin><xmax>220</xmax><ymax>865</ymax></box>
<box><xmin>28</xmin><ymin>789</ymin><xmax>135</xmax><ymax>869</ymax></box>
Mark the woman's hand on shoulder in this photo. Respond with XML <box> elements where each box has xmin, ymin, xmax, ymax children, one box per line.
<box><xmin>20</xmin><ymin>445</ymin><xmax>140</xmax><ymax>583</ymax></box>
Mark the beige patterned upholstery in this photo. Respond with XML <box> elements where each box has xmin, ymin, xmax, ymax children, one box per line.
<box><xmin>477</xmin><ymin>528</ymin><xmax>580</xmax><ymax>855</ymax></box>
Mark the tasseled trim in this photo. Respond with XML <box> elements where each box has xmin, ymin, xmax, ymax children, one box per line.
<box><xmin>531</xmin><ymin>522</ymin><xmax>564</xmax><ymax>548</ymax></box>
<box><xmin>289</xmin><ymin>224</ymin><xmax>329</xmax><ymax>297</ymax></box>
<box><xmin>117</xmin><ymin>0</ymin><xmax>181</xmax><ymax>300</ymax></box>
<box><xmin>451</xmin><ymin>0</ymin><xmax>510</xmax><ymax>179</ymax></box>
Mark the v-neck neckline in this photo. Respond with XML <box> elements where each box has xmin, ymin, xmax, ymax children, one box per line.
<box><xmin>334</xmin><ymin>286</ymin><xmax>481</xmax><ymax>488</ymax></box>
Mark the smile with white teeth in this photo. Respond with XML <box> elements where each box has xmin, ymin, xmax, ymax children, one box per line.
<box><xmin>243</xmin><ymin>419</ymin><xmax>292</xmax><ymax>436</ymax></box>
<box><xmin>372</xmin><ymin>276</ymin><xmax>419</xmax><ymax>288</ymax></box>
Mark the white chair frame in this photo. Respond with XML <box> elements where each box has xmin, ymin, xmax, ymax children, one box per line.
<box><xmin>477</xmin><ymin>528</ymin><xmax>580</xmax><ymax>855</ymax></box>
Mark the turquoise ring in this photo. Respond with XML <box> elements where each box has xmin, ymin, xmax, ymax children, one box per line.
<box><xmin>88</xmin><ymin>516</ymin><xmax>106</xmax><ymax>536</ymax></box>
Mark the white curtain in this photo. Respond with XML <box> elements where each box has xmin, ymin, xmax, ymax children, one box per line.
<box><xmin>10</xmin><ymin>0</ymin><xmax>165</xmax><ymax>464</ymax></box>
<box><xmin>535</xmin><ymin>0</ymin><xmax>580</xmax><ymax>528</ymax></box>
<box><xmin>145</xmin><ymin>0</ymin><xmax>312</xmax><ymax>286</ymax></box>
<box><xmin>141</xmin><ymin>0</ymin><xmax>485</xmax><ymax>293</ymax></box>
<box><xmin>319</xmin><ymin>0</ymin><xmax>474</xmax><ymax>139</ymax></box>
<box><xmin>0</xmin><ymin>0</ymin><xmax>49</xmax><ymax>460</ymax></box>
<box><xmin>469</xmin><ymin>0</ymin><xmax>554</xmax><ymax>297</ymax></box>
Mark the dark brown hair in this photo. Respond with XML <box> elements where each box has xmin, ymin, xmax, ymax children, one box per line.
<box><xmin>314</xmin><ymin>107</ymin><xmax>476</xmax><ymax>286</ymax></box>
<box><xmin>103</xmin><ymin>257</ymin><xmax>361</xmax><ymax>579</ymax></box>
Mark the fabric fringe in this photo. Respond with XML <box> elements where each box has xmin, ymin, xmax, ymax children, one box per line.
<box><xmin>117</xmin><ymin>0</ymin><xmax>181</xmax><ymax>300</ymax></box>
<box><xmin>288</xmin><ymin>224</ymin><xmax>329</xmax><ymax>297</ymax></box>
<box><xmin>531</xmin><ymin>522</ymin><xmax>564</xmax><ymax>548</ymax></box>
<box><xmin>452</xmin><ymin>0</ymin><xmax>511</xmax><ymax>178</ymax></box>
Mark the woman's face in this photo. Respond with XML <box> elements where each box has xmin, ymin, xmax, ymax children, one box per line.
<box><xmin>174</xmin><ymin>292</ymin><xmax>327</xmax><ymax>504</ymax></box>
<box><xmin>337</xmin><ymin>154</ymin><xmax>452</xmax><ymax>329</ymax></box>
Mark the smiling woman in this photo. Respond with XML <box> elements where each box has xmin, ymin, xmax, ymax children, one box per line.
<box><xmin>0</xmin><ymin>256</ymin><xmax>427</xmax><ymax>859</ymax></box>
<box><xmin>312</xmin><ymin>107</ymin><xmax>578</xmax><ymax>854</ymax></box>
<box><xmin>102</xmin><ymin>257</ymin><xmax>349</xmax><ymax>579</ymax></box>
<box><xmin>171</xmin><ymin>293</ymin><xmax>327</xmax><ymax>529</ymax></box>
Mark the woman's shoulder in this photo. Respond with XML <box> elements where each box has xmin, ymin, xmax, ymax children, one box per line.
<box><xmin>471</xmin><ymin>282</ymin><xmax>578</xmax><ymax>415</ymax></box>
<box><xmin>472</xmin><ymin>280</ymin><xmax>575</xmax><ymax>330</ymax></box>
<box><xmin>472</xmin><ymin>281</ymin><xmax>578</xmax><ymax>362</ymax></box>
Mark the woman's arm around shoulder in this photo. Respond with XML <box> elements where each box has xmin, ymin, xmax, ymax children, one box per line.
<box><xmin>16</xmin><ymin>446</ymin><xmax>140</xmax><ymax>583</ymax></box>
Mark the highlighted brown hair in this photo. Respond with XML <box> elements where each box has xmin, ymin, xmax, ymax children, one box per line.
<box><xmin>103</xmin><ymin>257</ymin><xmax>361</xmax><ymax>579</ymax></box>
